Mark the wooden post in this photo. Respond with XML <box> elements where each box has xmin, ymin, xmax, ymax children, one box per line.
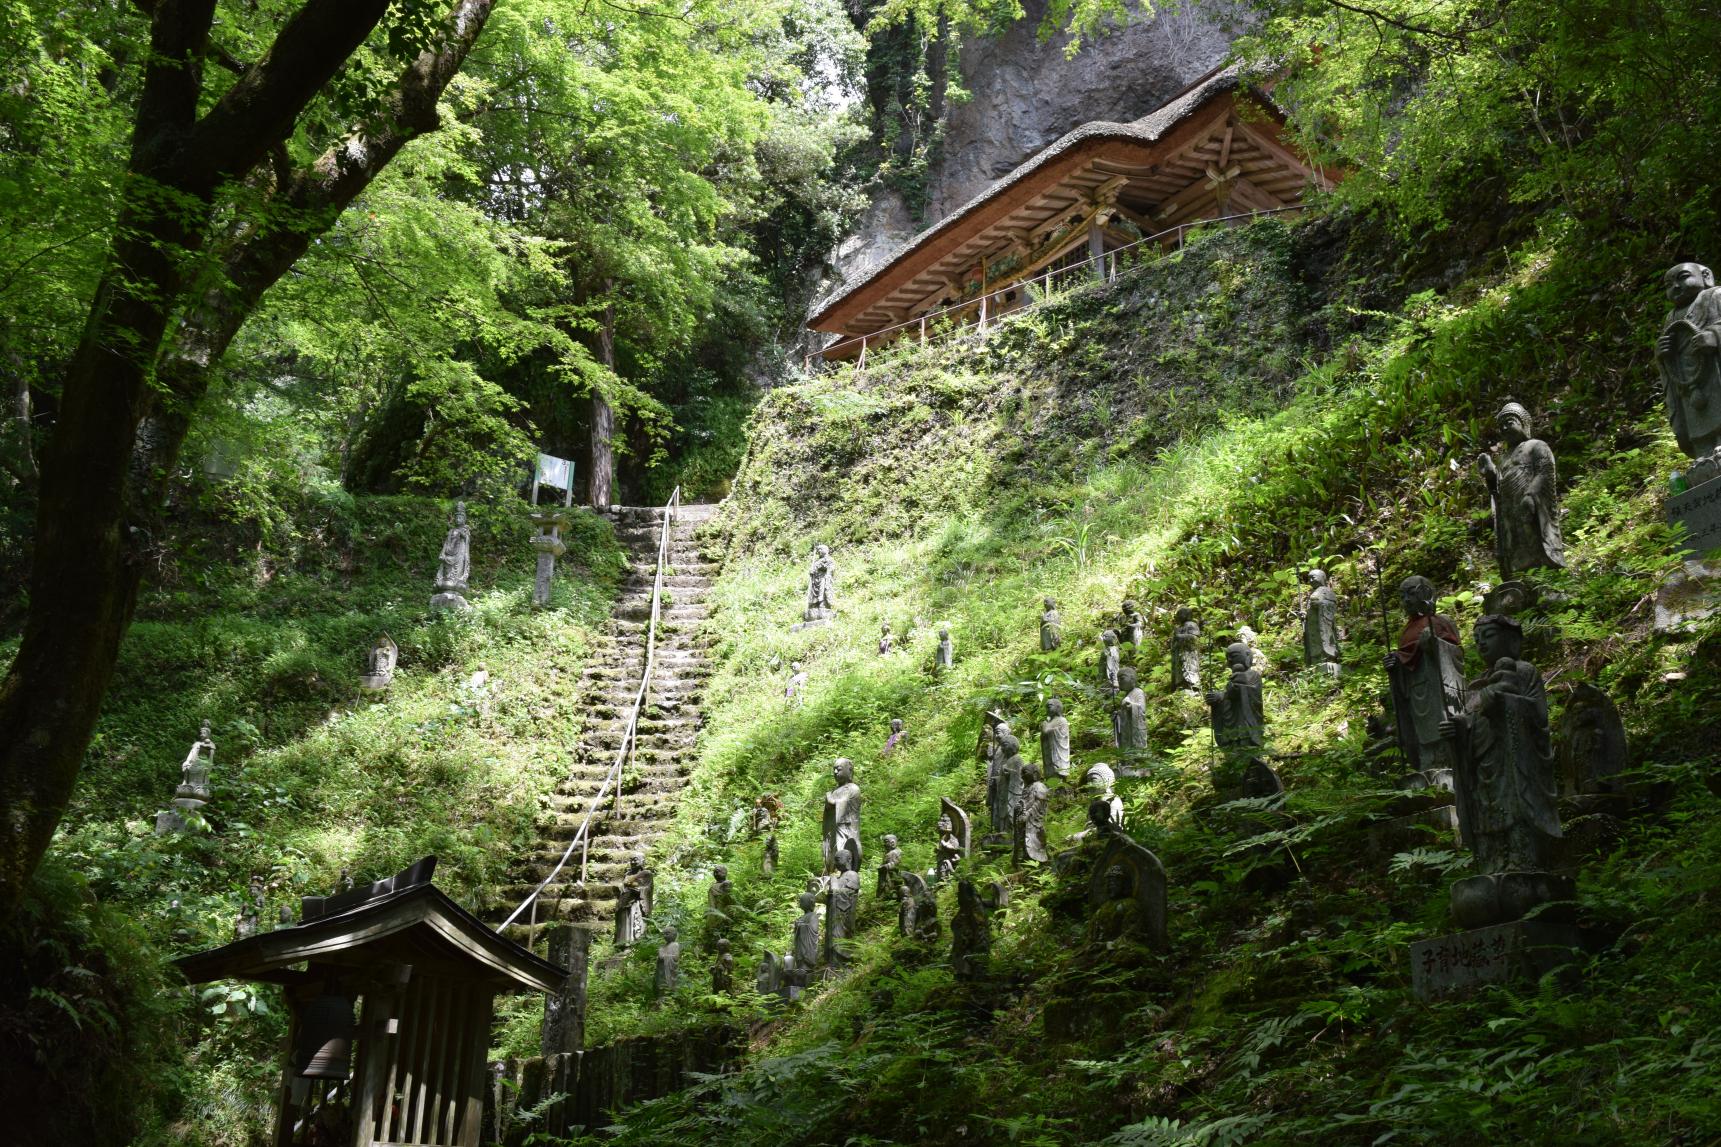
<box><xmin>920</xmin><ymin>316</ymin><xmax>927</xmax><ymax>344</ymax></box>
<box><xmin>979</xmin><ymin>293</ymin><xmax>988</xmax><ymax>332</ymax></box>
<box><xmin>858</xmin><ymin>335</ymin><xmax>867</xmax><ymax>369</ymax></box>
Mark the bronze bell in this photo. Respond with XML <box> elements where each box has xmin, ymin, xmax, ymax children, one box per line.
<box><xmin>292</xmin><ymin>993</ymin><xmax>356</xmax><ymax>1079</ymax></box>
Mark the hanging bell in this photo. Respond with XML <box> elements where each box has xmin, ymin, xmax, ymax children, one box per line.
<box><xmin>292</xmin><ymin>993</ymin><xmax>356</xmax><ymax>1079</ymax></box>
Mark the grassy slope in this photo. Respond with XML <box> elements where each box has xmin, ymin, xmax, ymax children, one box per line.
<box><xmin>575</xmin><ymin>216</ymin><xmax>1721</xmax><ymax>1145</ymax></box>
<box><xmin>5</xmin><ymin>492</ymin><xmax>625</xmax><ymax>1145</ymax></box>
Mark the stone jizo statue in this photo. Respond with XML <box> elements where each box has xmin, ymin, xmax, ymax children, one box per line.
<box><xmin>934</xmin><ymin>798</ymin><xmax>970</xmax><ymax>882</ymax></box>
<box><xmin>950</xmin><ymin>880</ymin><xmax>994</xmax><ymax>981</ymax></box>
<box><xmin>1040</xmin><ymin>697</ymin><xmax>1071</xmax><ymax>779</ymax></box>
<box><xmin>822</xmin><ymin>758</ymin><xmax>862</xmax><ymax>874</ymax></box>
<box><xmin>876</xmin><ymin>833</ymin><xmax>902</xmax><ymax>897</ymax></box>
<box><xmin>805</xmin><ymin>544</ymin><xmax>836</xmax><ymax>620</ymax></box>
<box><xmin>1383</xmin><ymin>575</ymin><xmax>1467</xmax><ymax>784</ymax></box>
<box><xmin>791</xmin><ymin>890</ymin><xmax>821</xmax><ymax>971</ymax></box>
<box><xmin>1015</xmin><ymin>764</ymin><xmax>1050</xmax><ymax>864</ymax></box>
<box><xmin>884</xmin><ymin>718</ymin><xmax>906</xmax><ymax>755</ymax></box>
<box><xmin>360</xmin><ymin>633</ymin><xmax>399</xmax><ymax>692</ymax></box>
<box><xmin>1099</xmin><ymin>629</ymin><xmax>1121</xmax><ymax>693</ymax></box>
<box><xmin>785</xmin><ymin>661</ymin><xmax>808</xmax><ymax>705</ymax></box>
<box><xmin>1040</xmin><ymin>597</ymin><xmax>1062</xmax><ymax>651</ymax></box>
<box><xmin>1657</xmin><ymin>262</ymin><xmax>1721</xmax><ymax>475</ymax></box>
<box><xmin>1237</xmin><ymin>625</ymin><xmax>1269</xmax><ymax>674</ymax></box>
<box><xmin>903</xmin><ymin>872</ymin><xmax>939</xmax><ymax>943</ymax></box>
<box><xmin>654</xmin><ymin>926</ymin><xmax>680</xmax><ymax>997</ymax></box>
<box><xmin>1113</xmin><ymin>666</ymin><xmax>1147</xmax><ymax>752</ymax></box>
<box><xmin>824</xmin><ymin>853</ymin><xmax>860</xmax><ymax>967</ymax></box>
<box><xmin>1119</xmin><ymin>599</ymin><xmax>1146</xmax><ymax>646</ymax></box>
<box><xmin>1480</xmin><ymin>402</ymin><xmax>1566</xmax><ymax>579</ymax></box>
<box><xmin>1301</xmin><ymin>571</ymin><xmax>1340</xmax><ymax>672</ymax></box>
<box><xmin>614</xmin><ymin>853</ymin><xmax>653</xmax><ymax>947</ymax></box>
<box><xmin>713</xmin><ymin>938</ymin><xmax>734</xmax><ymax>994</ymax></box>
<box><xmin>1206</xmin><ymin>643</ymin><xmax>1265</xmax><ymax>752</ymax></box>
<box><xmin>878</xmin><ymin>622</ymin><xmax>894</xmax><ymax>655</ymax></box>
<box><xmin>1084</xmin><ymin>833</ymin><xmax>1169</xmax><ymax>950</ymax></box>
<box><xmin>936</xmin><ymin>626</ymin><xmax>954</xmax><ymax>671</ymax></box>
<box><xmin>705</xmin><ymin>865</ymin><xmax>733</xmax><ymax>945</ymax></box>
<box><xmin>1082</xmin><ymin>764</ymin><xmax>1124</xmax><ymax>831</ymax></box>
<box><xmin>987</xmin><ymin>731</ymin><xmax>1025</xmax><ymax>838</ymax></box>
<box><xmin>431</xmin><ymin>501</ymin><xmax>472</xmax><ymax>611</ymax></box>
<box><xmin>762</xmin><ymin>833</ymin><xmax>778</xmax><ymax>876</ymax></box>
<box><xmin>1170</xmin><ymin>608</ymin><xmax>1201</xmax><ymax>692</ymax></box>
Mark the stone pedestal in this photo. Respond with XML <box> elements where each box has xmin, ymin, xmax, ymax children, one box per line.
<box><xmin>529</xmin><ymin>509</ymin><xmax>572</xmax><ymax>609</ymax></box>
<box><xmin>1449</xmin><ymin>870</ymin><xmax>1575</xmax><ymax>930</ymax></box>
<box><xmin>1653</xmin><ymin>557</ymin><xmax>1721</xmax><ymax>633</ymax></box>
<box><xmin>1669</xmin><ymin>472</ymin><xmax>1721</xmax><ymax>555</ymax></box>
<box><xmin>430</xmin><ymin>589</ymin><xmax>471</xmax><ymax>612</ymax></box>
<box><xmin>1410</xmin><ymin>920</ymin><xmax>1583</xmax><ymax>1000</ymax></box>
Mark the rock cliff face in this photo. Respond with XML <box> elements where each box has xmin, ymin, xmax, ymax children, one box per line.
<box><xmin>826</xmin><ymin>1</ymin><xmax>1238</xmax><ymax>294</ymax></box>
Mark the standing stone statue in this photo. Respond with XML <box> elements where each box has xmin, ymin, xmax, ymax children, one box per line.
<box><xmin>359</xmin><ymin>633</ymin><xmax>399</xmax><ymax>692</ymax></box>
<box><xmin>755</xmin><ymin>949</ymin><xmax>783</xmax><ymax>999</ymax></box>
<box><xmin>950</xmin><ymin>880</ymin><xmax>1001</xmax><ymax>981</ymax></box>
<box><xmin>1170</xmin><ymin>608</ymin><xmax>1201</xmax><ymax>692</ymax></box>
<box><xmin>654</xmin><ymin>926</ymin><xmax>681</xmax><ymax>997</ymax></box>
<box><xmin>431</xmin><ymin>501</ymin><xmax>473</xmax><ymax>611</ymax></box>
<box><xmin>1015</xmin><ymin>764</ymin><xmax>1050</xmax><ymax>864</ymax></box>
<box><xmin>785</xmin><ymin>661</ymin><xmax>808</xmax><ymax>705</ymax></box>
<box><xmin>824</xmin><ymin>853</ymin><xmax>860</xmax><ymax>967</ymax></box>
<box><xmin>805</xmin><ymin>544</ymin><xmax>836</xmax><ymax>621</ymax></box>
<box><xmin>876</xmin><ymin>834</ymin><xmax>902</xmax><ymax>897</ymax></box>
<box><xmin>157</xmin><ymin>720</ymin><xmax>217</xmax><ymax>834</ymax></box>
<box><xmin>883</xmin><ymin>718</ymin><xmax>906</xmax><ymax>755</ymax></box>
<box><xmin>934</xmin><ymin>798</ymin><xmax>970</xmax><ymax>882</ymax></box>
<box><xmin>234</xmin><ymin>876</ymin><xmax>265</xmax><ymax>940</ymax></box>
<box><xmin>752</xmin><ymin>793</ymin><xmax>780</xmax><ymax>836</ymax></box>
<box><xmin>712</xmin><ymin>939</ymin><xmax>734</xmax><ymax>994</ymax></box>
<box><xmin>1119</xmin><ymin>599</ymin><xmax>1146</xmax><ymax>647</ymax></box>
<box><xmin>762</xmin><ymin>833</ymin><xmax>778</xmax><ymax>876</ymax></box>
<box><xmin>936</xmin><ymin>626</ymin><xmax>955</xmax><ymax>671</ymax></box>
<box><xmin>614</xmin><ymin>854</ymin><xmax>653</xmax><ymax>947</ymax></box>
<box><xmin>1082</xmin><ymin>763</ymin><xmax>1124</xmax><ymax>830</ymax></box>
<box><xmin>1206</xmin><ymin>643</ymin><xmax>1266</xmax><ymax>753</ymax></box>
<box><xmin>987</xmin><ymin>731</ymin><xmax>1025</xmax><ymax>839</ymax></box>
<box><xmin>1040</xmin><ymin>597</ymin><xmax>1063</xmax><ymax>651</ymax></box>
<box><xmin>1099</xmin><ymin>629</ymin><xmax>1122</xmax><ymax>694</ymax></box>
<box><xmin>1383</xmin><ymin>575</ymin><xmax>1468</xmax><ymax>785</ymax></box>
<box><xmin>1442</xmin><ymin>614</ymin><xmax>1565</xmax><ymax>927</ymax></box>
<box><xmin>1301</xmin><ymin>571</ymin><xmax>1341</xmax><ymax>672</ymax></box>
<box><xmin>897</xmin><ymin>879</ymin><xmax>917</xmax><ymax>939</ymax></box>
<box><xmin>903</xmin><ymin>872</ymin><xmax>939</xmax><ymax>943</ymax></box>
<box><xmin>1040</xmin><ymin>698</ymin><xmax>1071</xmax><ymax>780</ymax></box>
<box><xmin>1113</xmin><ymin>666</ymin><xmax>1148</xmax><ymax>752</ymax></box>
<box><xmin>791</xmin><ymin>890</ymin><xmax>821</xmax><ymax>974</ymax></box>
<box><xmin>704</xmin><ymin>865</ymin><xmax>733</xmax><ymax>947</ymax></box>
<box><xmin>822</xmin><ymin>758</ymin><xmax>862</xmax><ymax>874</ymax></box>
<box><xmin>878</xmin><ymin>622</ymin><xmax>894</xmax><ymax>655</ymax></box>
<box><xmin>1237</xmin><ymin>626</ymin><xmax>1269</xmax><ymax>675</ymax></box>
<box><xmin>1480</xmin><ymin>402</ymin><xmax>1566</xmax><ymax>579</ymax></box>
<box><xmin>1657</xmin><ymin>262</ymin><xmax>1721</xmax><ymax>474</ymax></box>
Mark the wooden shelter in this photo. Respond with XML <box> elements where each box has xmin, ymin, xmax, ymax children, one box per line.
<box><xmin>808</xmin><ymin>64</ymin><xmax>1334</xmax><ymax>359</ymax></box>
<box><xmin>177</xmin><ymin>858</ymin><xmax>564</xmax><ymax>1147</ymax></box>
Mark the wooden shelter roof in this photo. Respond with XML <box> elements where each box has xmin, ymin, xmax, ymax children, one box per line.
<box><xmin>176</xmin><ymin>861</ymin><xmax>563</xmax><ymax>995</ymax></box>
<box><xmin>809</xmin><ymin>64</ymin><xmax>1329</xmax><ymax>339</ymax></box>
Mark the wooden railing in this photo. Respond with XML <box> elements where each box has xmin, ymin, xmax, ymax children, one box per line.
<box><xmin>501</xmin><ymin>486</ymin><xmax>682</xmax><ymax>935</ymax></box>
<box><xmin>807</xmin><ymin>205</ymin><xmax>1308</xmax><ymax>370</ymax></box>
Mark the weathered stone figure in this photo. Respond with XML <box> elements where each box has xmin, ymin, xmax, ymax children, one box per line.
<box><xmin>824</xmin><ymin>853</ymin><xmax>860</xmax><ymax>967</ymax></box>
<box><xmin>988</xmin><ymin>732</ymin><xmax>1025</xmax><ymax>838</ymax></box>
<box><xmin>1206</xmin><ymin>642</ymin><xmax>1265</xmax><ymax>751</ymax></box>
<box><xmin>905</xmin><ymin>872</ymin><xmax>939</xmax><ymax>942</ymax></box>
<box><xmin>1040</xmin><ymin>597</ymin><xmax>1063</xmax><ymax>651</ymax></box>
<box><xmin>791</xmin><ymin>891</ymin><xmax>821</xmax><ymax>972</ymax></box>
<box><xmin>950</xmin><ymin>880</ymin><xmax>993</xmax><ymax>981</ymax></box>
<box><xmin>936</xmin><ymin>626</ymin><xmax>955</xmax><ymax>671</ymax></box>
<box><xmin>1170</xmin><ymin>608</ymin><xmax>1201</xmax><ymax>692</ymax></box>
<box><xmin>1383</xmin><ymin>575</ymin><xmax>1468</xmax><ymax>782</ymax></box>
<box><xmin>935</xmin><ymin>798</ymin><xmax>970</xmax><ymax>882</ymax></box>
<box><xmin>822</xmin><ymin>758</ymin><xmax>863</xmax><ymax>874</ymax></box>
<box><xmin>157</xmin><ymin>720</ymin><xmax>216</xmax><ymax>834</ymax></box>
<box><xmin>1657</xmin><ymin>262</ymin><xmax>1721</xmax><ymax>469</ymax></box>
<box><xmin>878</xmin><ymin>622</ymin><xmax>894</xmax><ymax>655</ymax></box>
<box><xmin>1480</xmin><ymin>402</ymin><xmax>1566</xmax><ymax>579</ymax></box>
<box><xmin>884</xmin><ymin>718</ymin><xmax>906</xmax><ymax>755</ymax></box>
<box><xmin>805</xmin><ymin>544</ymin><xmax>836</xmax><ymax>620</ymax></box>
<box><xmin>762</xmin><ymin>833</ymin><xmax>778</xmax><ymax>876</ymax></box>
<box><xmin>1120</xmin><ymin>599</ymin><xmax>1146</xmax><ymax>646</ymax></box>
<box><xmin>359</xmin><ymin>632</ymin><xmax>398</xmax><ymax>692</ymax></box>
<box><xmin>785</xmin><ymin>661</ymin><xmax>808</xmax><ymax>705</ymax></box>
<box><xmin>234</xmin><ymin>875</ymin><xmax>265</xmax><ymax>940</ymax></box>
<box><xmin>1099</xmin><ymin>629</ymin><xmax>1122</xmax><ymax>693</ymax></box>
<box><xmin>1015</xmin><ymin>764</ymin><xmax>1051</xmax><ymax>864</ymax></box>
<box><xmin>1040</xmin><ymin>697</ymin><xmax>1071</xmax><ymax>779</ymax></box>
<box><xmin>755</xmin><ymin>949</ymin><xmax>782</xmax><ymax>998</ymax></box>
<box><xmin>614</xmin><ymin>853</ymin><xmax>653</xmax><ymax>947</ymax></box>
<box><xmin>713</xmin><ymin>938</ymin><xmax>734</xmax><ymax>994</ymax></box>
<box><xmin>897</xmin><ymin>879</ymin><xmax>917</xmax><ymax>938</ymax></box>
<box><xmin>1237</xmin><ymin>625</ymin><xmax>1269</xmax><ymax>675</ymax></box>
<box><xmin>752</xmin><ymin>794</ymin><xmax>780</xmax><ymax>836</ymax></box>
<box><xmin>705</xmin><ymin>865</ymin><xmax>733</xmax><ymax>945</ymax></box>
<box><xmin>431</xmin><ymin>500</ymin><xmax>472</xmax><ymax>610</ymax></box>
<box><xmin>876</xmin><ymin>833</ymin><xmax>902</xmax><ymax>897</ymax></box>
<box><xmin>1082</xmin><ymin>764</ymin><xmax>1124</xmax><ymax>830</ymax></box>
<box><xmin>1084</xmin><ymin>831</ymin><xmax>1169</xmax><ymax>951</ymax></box>
<box><xmin>1555</xmin><ymin>682</ymin><xmax>1629</xmax><ymax>800</ymax></box>
<box><xmin>654</xmin><ymin>926</ymin><xmax>681</xmax><ymax>996</ymax></box>
<box><xmin>1301</xmin><ymin>571</ymin><xmax>1341</xmax><ymax>671</ymax></box>
<box><xmin>1113</xmin><ymin>666</ymin><xmax>1148</xmax><ymax>752</ymax></box>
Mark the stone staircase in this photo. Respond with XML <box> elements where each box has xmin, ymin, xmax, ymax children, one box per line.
<box><xmin>493</xmin><ymin>502</ymin><xmax>720</xmax><ymax>949</ymax></box>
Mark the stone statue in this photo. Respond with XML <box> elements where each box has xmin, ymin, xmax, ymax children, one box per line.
<box><xmin>359</xmin><ymin>633</ymin><xmax>399</xmax><ymax>692</ymax></box>
<box><xmin>277</xmin><ymin>904</ymin><xmax>293</xmax><ymax>928</ymax></box>
<box><xmin>824</xmin><ymin>853</ymin><xmax>860</xmax><ymax>967</ymax></box>
<box><xmin>805</xmin><ymin>544</ymin><xmax>836</xmax><ymax>620</ymax></box>
<box><xmin>1119</xmin><ymin>599</ymin><xmax>1146</xmax><ymax>646</ymax></box>
<box><xmin>791</xmin><ymin>890</ymin><xmax>821</xmax><ymax>972</ymax></box>
<box><xmin>951</xmin><ymin>880</ymin><xmax>1005</xmax><ymax>981</ymax></box>
<box><xmin>752</xmin><ymin>794</ymin><xmax>780</xmax><ymax>836</ymax></box>
<box><xmin>1237</xmin><ymin>626</ymin><xmax>1269</xmax><ymax>675</ymax></box>
<box><xmin>1243</xmin><ymin>757</ymin><xmax>1285</xmax><ymax>798</ymax></box>
<box><xmin>878</xmin><ymin>622</ymin><xmax>894</xmax><ymax>655</ymax></box>
<box><xmin>1040</xmin><ymin>597</ymin><xmax>1063</xmax><ymax>651</ymax></box>
<box><xmin>935</xmin><ymin>798</ymin><xmax>970</xmax><ymax>881</ymax></box>
<box><xmin>762</xmin><ymin>833</ymin><xmax>778</xmax><ymax>876</ymax></box>
<box><xmin>1383</xmin><ymin>575</ymin><xmax>1468</xmax><ymax>785</ymax></box>
<box><xmin>936</xmin><ymin>626</ymin><xmax>955</xmax><ymax>671</ymax></box>
<box><xmin>876</xmin><ymin>834</ymin><xmax>902</xmax><ymax>897</ymax></box>
<box><xmin>1015</xmin><ymin>764</ymin><xmax>1050</xmax><ymax>864</ymax></box>
<box><xmin>902</xmin><ymin>872</ymin><xmax>939</xmax><ymax>943</ymax></box>
<box><xmin>897</xmin><ymin>879</ymin><xmax>916</xmax><ymax>938</ymax></box>
<box><xmin>431</xmin><ymin>500</ymin><xmax>472</xmax><ymax>611</ymax></box>
<box><xmin>1099</xmin><ymin>629</ymin><xmax>1121</xmax><ymax>693</ymax></box>
<box><xmin>822</xmin><ymin>758</ymin><xmax>862</xmax><ymax>874</ymax></box>
<box><xmin>1301</xmin><ymin>571</ymin><xmax>1341</xmax><ymax>672</ymax></box>
<box><xmin>987</xmin><ymin>731</ymin><xmax>1025</xmax><ymax>838</ymax></box>
<box><xmin>1480</xmin><ymin>402</ymin><xmax>1566</xmax><ymax>579</ymax></box>
<box><xmin>1555</xmin><ymin>683</ymin><xmax>1629</xmax><ymax>800</ymax></box>
<box><xmin>1084</xmin><ymin>831</ymin><xmax>1169</xmax><ymax>950</ymax></box>
<box><xmin>1206</xmin><ymin>642</ymin><xmax>1266</xmax><ymax>752</ymax></box>
<box><xmin>614</xmin><ymin>853</ymin><xmax>653</xmax><ymax>947</ymax></box>
<box><xmin>785</xmin><ymin>661</ymin><xmax>808</xmax><ymax>705</ymax></box>
<box><xmin>654</xmin><ymin>926</ymin><xmax>680</xmax><ymax>997</ymax></box>
<box><xmin>755</xmin><ymin>948</ymin><xmax>783</xmax><ymax>998</ymax></box>
<box><xmin>712</xmin><ymin>938</ymin><xmax>734</xmax><ymax>994</ymax></box>
<box><xmin>157</xmin><ymin>720</ymin><xmax>216</xmax><ymax>834</ymax></box>
<box><xmin>705</xmin><ymin>865</ymin><xmax>733</xmax><ymax>946</ymax></box>
<box><xmin>1040</xmin><ymin>697</ymin><xmax>1071</xmax><ymax>780</ymax></box>
<box><xmin>1081</xmin><ymin>764</ymin><xmax>1124</xmax><ymax>831</ymax></box>
<box><xmin>1170</xmin><ymin>608</ymin><xmax>1201</xmax><ymax>692</ymax></box>
<box><xmin>1657</xmin><ymin>262</ymin><xmax>1721</xmax><ymax>474</ymax></box>
<box><xmin>1113</xmin><ymin>666</ymin><xmax>1148</xmax><ymax>752</ymax></box>
<box><xmin>883</xmin><ymin>718</ymin><xmax>906</xmax><ymax>755</ymax></box>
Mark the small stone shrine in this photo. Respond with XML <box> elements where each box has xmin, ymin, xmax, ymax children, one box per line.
<box><xmin>1015</xmin><ymin>764</ymin><xmax>1050</xmax><ymax>864</ymax></box>
<box><xmin>936</xmin><ymin>626</ymin><xmax>955</xmax><ymax>671</ymax></box>
<box><xmin>1083</xmin><ymin>824</ymin><xmax>1169</xmax><ymax>950</ymax></box>
<box><xmin>654</xmin><ymin>927</ymin><xmax>681</xmax><ymax>998</ymax></box>
<box><xmin>1113</xmin><ymin>666</ymin><xmax>1148</xmax><ymax>752</ymax></box>
<box><xmin>1658</xmin><ymin>262</ymin><xmax>1721</xmax><ymax>552</ymax></box>
<box><xmin>1040</xmin><ymin>597</ymin><xmax>1062</xmax><ymax>651</ymax></box>
<box><xmin>1040</xmin><ymin>697</ymin><xmax>1071</xmax><ymax>779</ymax></box>
<box><xmin>613</xmin><ymin>854</ymin><xmax>653</xmax><ymax>948</ymax></box>
<box><xmin>1384</xmin><ymin>575</ymin><xmax>1468</xmax><ymax>790</ymax></box>
<box><xmin>822</xmin><ymin>758</ymin><xmax>863</xmax><ymax>873</ymax></box>
<box><xmin>805</xmin><ymin>544</ymin><xmax>836</xmax><ymax>622</ymax></box>
<box><xmin>1170</xmin><ymin>608</ymin><xmax>1201</xmax><ymax>692</ymax></box>
<box><xmin>431</xmin><ymin>501</ymin><xmax>473</xmax><ymax>612</ymax></box>
<box><xmin>1301</xmin><ymin>571</ymin><xmax>1341</xmax><ymax>674</ymax></box>
<box><xmin>359</xmin><ymin>633</ymin><xmax>399</xmax><ymax>693</ymax></box>
<box><xmin>824</xmin><ymin>853</ymin><xmax>860</xmax><ymax>968</ymax></box>
<box><xmin>156</xmin><ymin>720</ymin><xmax>216</xmax><ymax>835</ymax></box>
<box><xmin>876</xmin><ymin>834</ymin><xmax>902</xmax><ymax>896</ymax></box>
<box><xmin>1479</xmin><ymin>402</ymin><xmax>1566</xmax><ymax>579</ymax></box>
<box><xmin>1555</xmin><ymin>683</ymin><xmax>1629</xmax><ymax>811</ymax></box>
<box><xmin>175</xmin><ymin>857</ymin><xmax>562</xmax><ymax>1147</ymax></box>
<box><xmin>934</xmin><ymin>797</ymin><xmax>971</xmax><ymax>881</ymax></box>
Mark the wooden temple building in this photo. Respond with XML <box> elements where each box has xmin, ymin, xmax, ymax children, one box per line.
<box><xmin>177</xmin><ymin>858</ymin><xmax>565</xmax><ymax>1147</ymax></box>
<box><xmin>808</xmin><ymin>64</ymin><xmax>1334</xmax><ymax>361</ymax></box>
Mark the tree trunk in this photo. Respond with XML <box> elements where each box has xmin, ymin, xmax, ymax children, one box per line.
<box><xmin>589</xmin><ymin>302</ymin><xmax>617</xmax><ymax>507</ymax></box>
